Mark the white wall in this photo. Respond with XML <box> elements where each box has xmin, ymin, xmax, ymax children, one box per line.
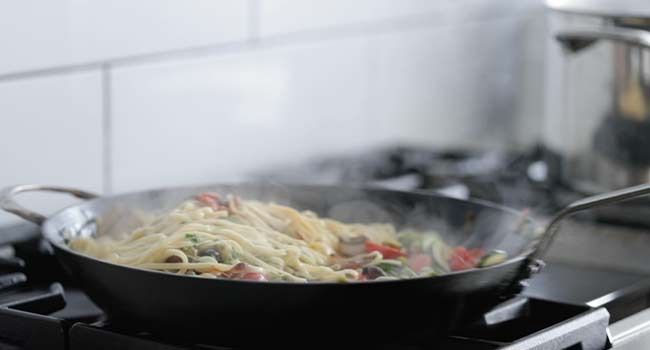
<box><xmin>0</xmin><ymin>0</ymin><xmax>545</xmax><ymax>225</ymax></box>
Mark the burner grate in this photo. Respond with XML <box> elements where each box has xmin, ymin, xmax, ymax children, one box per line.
<box><xmin>66</xmin><ymin>297</ymin><xmax>613</xmax><ymax>350</ymax></box>
<box><xmin>0</xmin><ymin>275</ymin><xmax>67</xmax><ymax>350</ymax></box>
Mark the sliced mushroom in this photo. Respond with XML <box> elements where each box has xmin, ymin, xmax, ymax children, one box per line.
<box><xmin>362</xmin><ymin>266</ymin><xmax>386</xmax><ymax>280</ymax></box>
<box><xmin>339</xmin><ymin>236</ymin><xmax>367</xmax><ymax>256</ymax></box>
<box><xmin>165</xmin><ymin>255</ymin><xmax>182</xmax><ymax>263</ymax></box>
<box><xmin>199</xmin><ymin>248</ymin><xmax>222</xmax><ymax>262</ymax></box>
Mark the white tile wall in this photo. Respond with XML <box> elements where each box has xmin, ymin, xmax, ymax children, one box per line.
<box><xmin>0</xmin><ymin>0</ymin><xmax>249</xmax><ymax>76</ymax></box>
<box><xmin>0</xmin><ymin>1</ymin><xmax>546</xmax><ymax>207</ymax></box>
<box><xmin>258</xmin><ymin>0</ymin><xmax>541</xmax><ymax>37</ymax></box>
<box><xmin>110</xmin><ymin>12</ymin><xmax>542</xmax><ymax>194</ymax></box>
<box><xmin>366</xmin><ymin>17</ymin><xmax>527</xmax><ymax>149</ymax></box>
<box><xmin>512</xmin><ymin>9</ymin><xmax>547</xmax><ymax>148</ymax></box>
<box><xmin>111</xmin><ymin>37</ymin><xmax>378</xmax><ymax>193</ymax></box>
<box><xmin>0</xmin><ymin>71</ymin><xmax>103</xmax><ymax>225</ymax></box>
<box><xmin>258</xmin><ymin>0</ymin><xmax>444</xmax><ymax>36</ymax></box>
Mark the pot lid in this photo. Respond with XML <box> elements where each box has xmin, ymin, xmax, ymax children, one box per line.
<box><xmin>547</xmin><ymin>0</ymin><xmax>650</xmax><ymax>19</ymax></box>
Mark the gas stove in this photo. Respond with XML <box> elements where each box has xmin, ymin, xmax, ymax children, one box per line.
<box><xmin>1</xmin><ymin>223</ymin><xmax>650</xmax><ymax>350</ymax></box>
<box><xmin>257</xmin><ymin>145</ymin><xmax>650</xmax><ymax>226</ymax></box>
<box><xmin>3</xmin><ymin>146</ymin><xmax>650</xmax><ymax>349</ymax></box>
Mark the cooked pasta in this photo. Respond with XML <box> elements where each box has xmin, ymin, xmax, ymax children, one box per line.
<box><xmin>68</xmin><ymin>193</ymin><xmax>507</xmax><ymax>282</ymax></box>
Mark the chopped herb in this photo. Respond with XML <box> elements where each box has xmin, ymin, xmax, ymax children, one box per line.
<box><xmin>401</xmin><ymin>266</ymin><xmax>418</xmax><ymax>278</ymax></box>
<box><xmin>185</xmin><ymin>233</ymin><xmax>200</xmax><ymax>243</ymax></box>
<box><xmin>222</xmin><ymin>256</ymin><xmax>237</xmax><ymax>264</ymax></box>
<box><xmin>221</xmin><ymin>250</ymin><xmax>240</xmax><ymax>264</ymax></box>
<box><xmin>181</xmin><ymin>246</ymin><xmax>197</xmax><ymax>256</ymax></box>
<box><xmin>377</xmin><ymin>262</ymin><xmax>401</xmax><ymax>276</ymax></box>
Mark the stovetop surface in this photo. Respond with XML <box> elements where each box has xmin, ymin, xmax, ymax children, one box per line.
<box><xmin>525</xmin><ymin>263</ymin><xmax>650</xmax><ymax>308</ymax></box>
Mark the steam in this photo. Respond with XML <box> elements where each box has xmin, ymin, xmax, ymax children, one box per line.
<box><xmin>84</xmin><ymin>181</ymin><xmax>539</xmax><ymax>258</ymax></box>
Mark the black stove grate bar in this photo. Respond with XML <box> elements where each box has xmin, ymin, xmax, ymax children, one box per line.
<box><xmin>0</xmin><ymin>308</ymin><xmax>67</xmax><ymax>350</ymax></box>
<box><xmin>0</xmin><ymin>223</ymin><xmax>40</xmax><ymax>247</ymax></box>
<box><xmin>0</xmin><ymin>256</ymin><xmax>25</xmax><ymax>270</ymax></box>
<box><xmin>3</xmin><ymin>283</ymin><xmax>66</xmax><ymax>314</ymax></box>
<box><xmin>0</xmin><ymin>273</ymin><xmax>27</xmax><ymax>291</ymax></box>
<box><xmin>0</xmin><ymin>283</ymin><xmax>68</xmax><ymax>350</ymax></box>
<box><xmin>69</xmin><ymin>324</ymin><xmax>220</xmax><ymax>350</ymax></box>
<box><xmin>482</xmin><ymin>297</ymin><xmax>530</xmax><ymax>326</ymax></box>
<box><xmin>66</xmin><ymin>298</ymin><xmax>613</xmax><ymax>350</ymax></box>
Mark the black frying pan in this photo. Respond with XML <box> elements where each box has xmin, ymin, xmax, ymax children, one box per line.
<box><xmin>1</xmin><ymin>183</ymin><xmax>649</xmax><ymax>346</ymax></box>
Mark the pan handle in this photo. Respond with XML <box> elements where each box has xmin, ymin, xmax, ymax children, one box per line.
<box><xmin>530</xmin><ymin>183</ymin><xmax>650</xmax><ymax>260</ymax></box>
<box><xmin>0</xmin><ymin>184</ymin><xmax>99</xmax><ymax>226</ymax></box>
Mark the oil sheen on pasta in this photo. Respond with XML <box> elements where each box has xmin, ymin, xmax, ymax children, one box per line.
<box><xmin>68</xmin><ymin>193</ymin><xmax>507</xmax><ymax>282</ymax></box>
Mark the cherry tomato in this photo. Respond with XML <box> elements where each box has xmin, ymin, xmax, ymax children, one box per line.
<box><xmin>408</xmin><ymin>254</ymin><xmax>432</xmax><ymax>272</ymax></box>
<box><xmin>449</xmin><ymin>247</ymin><xmax>481</xmax><ymax>271</ymax></box>
<box><xmin>468</xmin><ymin>248</ymin><xmax>485</xmax><ymax>260</ymax></box>
<box><xmin>197</xmin><ymin>193</ymin><xmax>221</xmax><ymax>210</ymax></box>
<box><xmin>241</xmin><ymin>272</ymin><xmax>266</xmax><ymax>281</ymax></box>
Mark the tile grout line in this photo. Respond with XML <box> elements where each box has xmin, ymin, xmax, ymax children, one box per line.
<box><xmin>363</xmin><ymin>36</ymin><xmax>376</xmax><ymax>145</ymax></box>
<box><xmin>247</xmin><ymin>0</ymin><xmax>260</xmax><ymax>41</ymax></box>
<box><xmin>0</xmin><ymin>62</ymin><xmax>103</xmax><ymax>84</ymax></box>
<box><xmin>101</xmin><ymin>65</ymin><xmax>113</xmax><ymax>195</ymax></box>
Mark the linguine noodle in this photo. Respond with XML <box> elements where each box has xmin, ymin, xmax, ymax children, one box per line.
<box><xmin>69</xmin><ymin>193</ymin><xmax>505</xmax><ymax>282</ymax></box>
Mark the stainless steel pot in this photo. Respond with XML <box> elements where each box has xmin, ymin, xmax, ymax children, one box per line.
<box><xmin>544</xmin><ymin>0</ymin><xmax>650</xmax><ymax>193</ymax></box>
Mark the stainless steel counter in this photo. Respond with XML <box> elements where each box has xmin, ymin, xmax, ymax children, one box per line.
<box><xmin>540</xmin><ymin>218</ymin><xmax>650</xmax><ymax>274</ymax></box>
<box><xmin>611</xmin><ymin>308</ymin><xmax>650</xmax><ymax>349</ymax></box>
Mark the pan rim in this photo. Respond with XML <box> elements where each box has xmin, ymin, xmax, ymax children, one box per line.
<box><xmin>42</xmin><ymin>182</ymin><xmax>540</xmax><ymax>286</ymax></box>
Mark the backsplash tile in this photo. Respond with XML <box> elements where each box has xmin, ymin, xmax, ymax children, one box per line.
<box><xmin>111</xmin><ymin>37</ymin><xmax>375</xmax><ymax>193</ymax></box>
<box><xmin>366</xmin><ymin>17</ymin><xmax>526</xmax><ymax>149</ymax></box>
<box><xmin>258</xmin><ymin>0</ymin><xmax>540</xmax><ymax>37</ymax></box>
<box><xmin>0</xmin><ymin>1</ymin><xmax>545</xmax><ymax>200</ymax></box>
<box><xmin>258</xmin><ymin>0</ymin><xmax>446</xmax><ymax>37</ymax></box>
<box><xmin>0</xmin><ymin>0</ymin><xmax>249</xmax><ymax>76</ymax></box>
<box><xmin>0</xmin><ymin>71</ymin><xmax>103</xmax><ymax>225</ymax></box>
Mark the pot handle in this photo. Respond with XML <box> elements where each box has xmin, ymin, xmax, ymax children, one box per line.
<box><xmin>556</xmin><ymin>27</ymin><xmax>650</xmax><ymax>52</ymax></box>
<box><xmin>530</xmin><ymin>183</ymin><xmax>650</xmax><ymax>260</ymax></box>
<box><xmin>0</xmin><ymin>184</ymin><xmax>99</xmax><ymax>226</ymax></box>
